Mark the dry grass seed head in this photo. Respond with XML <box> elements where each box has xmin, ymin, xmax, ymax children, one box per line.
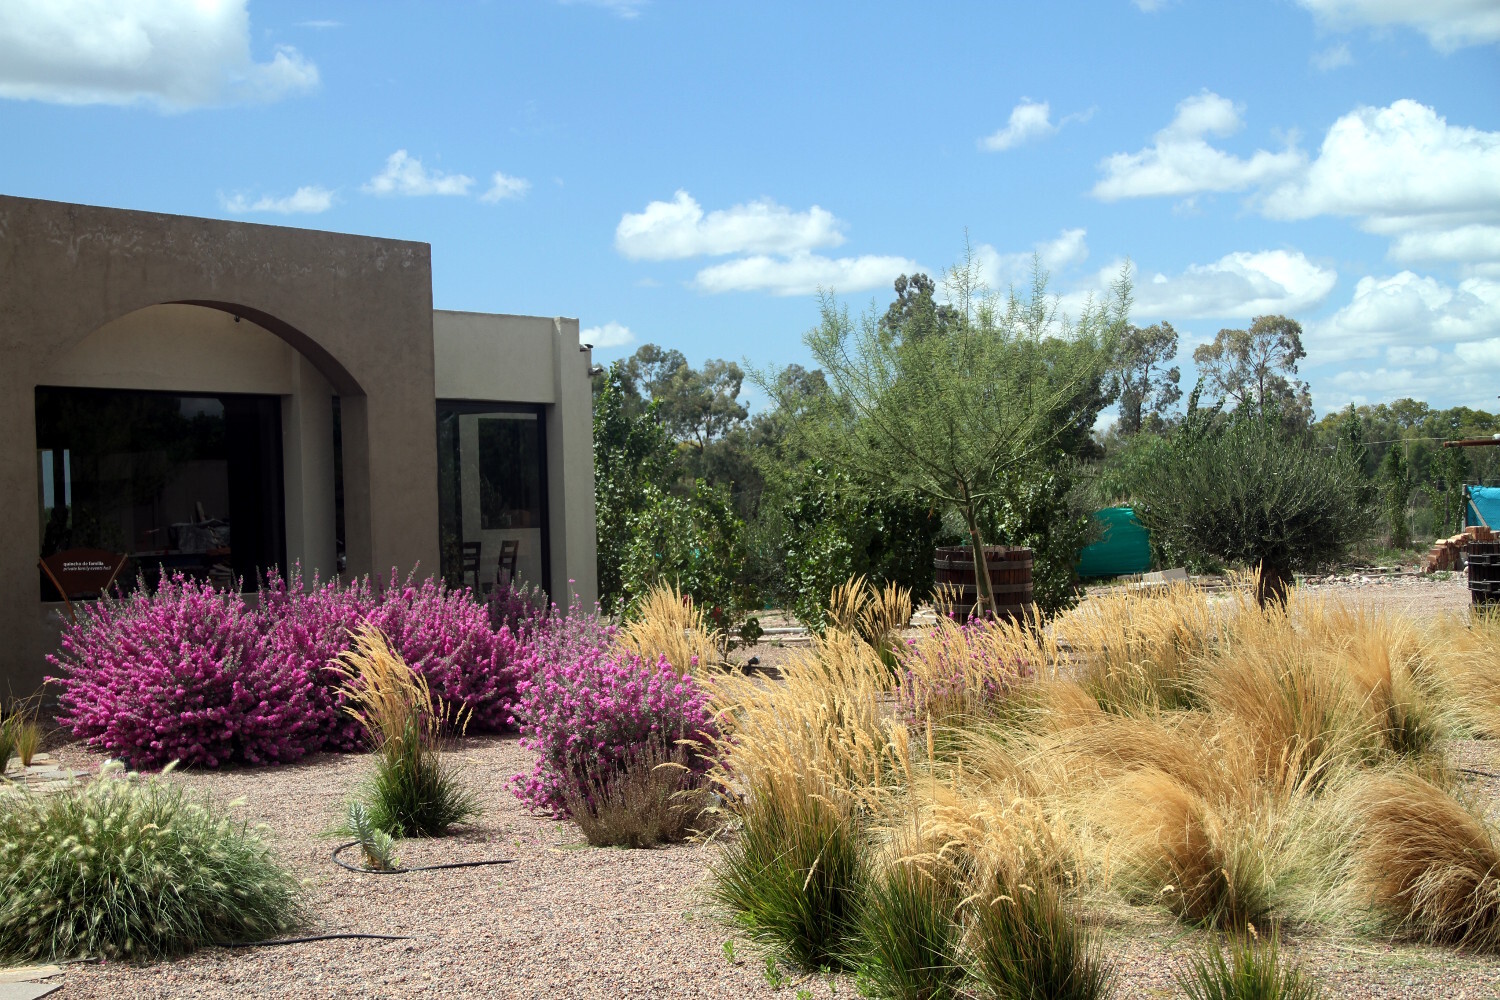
<box><xmin>1337</xmin><ymin>771</ymin><xmax>1500</xmax><ymax>950</ymax></box>
<box><xmin>616</xmin><ymin>581</ymin><xmax>721</xmax><ymax>675</ymax></box>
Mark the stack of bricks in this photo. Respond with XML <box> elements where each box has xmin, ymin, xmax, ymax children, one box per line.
<box><xmin>1423</xmin><ymin>525</ymin><xmax>1496</xmax><ymax>573</ymax></box>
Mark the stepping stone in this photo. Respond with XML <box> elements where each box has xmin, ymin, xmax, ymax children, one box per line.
<box><xmin>0</xmin><ymin>984</ymin><xmax>62</xmax><ymax>1000</ymax></box>
<box><xmin>0</xmin><ymin>967</ymin><xmax>61</xmax><ymax>985</ymax></box>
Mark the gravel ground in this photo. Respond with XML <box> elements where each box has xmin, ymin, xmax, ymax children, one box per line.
<box><xmin>17</xmin><ymin>574</ymin><xmax>1498</xmax><ymax>998</ymax></box>
<box><xmin>45</xmin><ymin>737</ymin><xmax>800</xmax><ymax>1000</ymax></box>
<box><xmin>25</xmin><ymin>732</ymin><xmax>1500</xmax><ymax>999</ymax></box>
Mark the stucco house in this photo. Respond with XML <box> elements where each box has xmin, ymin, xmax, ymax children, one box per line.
<box><xmin>1</xmin><ymin>194</ymin><xmax>597</xmax><ymax>695</ymax></box>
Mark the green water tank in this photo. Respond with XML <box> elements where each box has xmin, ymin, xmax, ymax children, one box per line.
<box><xmin>1076</xmin><ymin>506</ymin><xmax>1152</xmax><ymax>579</ymax></box>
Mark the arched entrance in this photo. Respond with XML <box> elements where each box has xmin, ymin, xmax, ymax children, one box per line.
<box><xmin>1</xmin><ymin>194</ymin><xmax>440</xmax><ymax>695</ymax></box>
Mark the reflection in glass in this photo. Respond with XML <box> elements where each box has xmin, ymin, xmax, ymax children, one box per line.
<box><xmin>34</xmin><ymin>387</ymin><xmax>285</xmax><ymax>598</ymax></box>
<box><xmin>437</xmin><ymin>403</ymin><xmax>548</xmax><ymax>597</ymax></box>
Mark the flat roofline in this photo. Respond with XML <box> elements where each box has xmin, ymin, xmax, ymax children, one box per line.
<box><xmin>434</xmin><ymin>308</ymin><xmax>580</xmax><ymax>323</ymax></box>
<box><xmin>0</xmin><ymin>193</ymin><xmax>431</xmax><ymax>253</ymax></box>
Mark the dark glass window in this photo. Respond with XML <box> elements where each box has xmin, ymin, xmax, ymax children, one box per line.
<box><xmin>35</xmin><ymin>387</ymin><xmax>285</xmax><ymax>597</ymax></box>
<box><xmin>436</xmin><ymin>403</ymin><xmax>549</xmax><ymax>597</ymax></box>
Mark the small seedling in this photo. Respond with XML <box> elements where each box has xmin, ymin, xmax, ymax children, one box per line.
<box><xmin>764</xmin><ymin>953</ymin><xmax>788</xmax><ymax>988</ymax></box>
<box><xmin>795</xmin><ymin>990</ymin><xmax>813</xmax><ymax>1000</ymax></box>
<box><xmin>722</xmin><ymin>938</ymin><xmax>736</xmax><ymax>964</ymax></box>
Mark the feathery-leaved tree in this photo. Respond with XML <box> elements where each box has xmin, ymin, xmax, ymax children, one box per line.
<box><xmin>761</xmin><ymin>247</ymin><xmax>1122</xmax><ymax>617</ymax></box>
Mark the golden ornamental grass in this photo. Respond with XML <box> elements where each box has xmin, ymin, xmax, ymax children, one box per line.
<box><xmin>616</xmin><ymin>581</ymin><xmax>721</xmax><ymax>675</ymax></box>
<box><xmin>710</xmin><ymin>572</ymin><xmax>1500</xmax><ymax>954</ymax></box>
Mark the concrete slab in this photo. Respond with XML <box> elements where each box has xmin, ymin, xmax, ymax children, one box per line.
<box><xmin>0</xmin><ymin>967</ymin><xmax>61</xmax><ymax>985</ymax></box>
<box><xmin>0</xmin><ymin>982</ymin><xmax>61</xmax><ymax>999</ymax></box>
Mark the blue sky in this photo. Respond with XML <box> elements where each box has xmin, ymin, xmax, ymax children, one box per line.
<box><xmin>2</xmin><ymin>1</ymin><xmax>1497</xmax><ymax>418</ymax></box>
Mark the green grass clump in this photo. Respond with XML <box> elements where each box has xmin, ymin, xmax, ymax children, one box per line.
<box><xmin>335</xmin><ymin>626</ymin><xmax>479</xmax><ymax>838</ymax></box>
<box><xmin>363</xmin><ymin>712</ymin><xmax>478</xmax><ymax>837</ymax></box>
<box><xmin>0</xmin><ymin>766</ymin><xmax>302</xmax><ymax>962</ymax></box>
<box><xmin>708</xmin><ymin>773</ymin><xmax>869</xmax><ymax>971</ymax></box>
<box><xmin>965</xmin><ymin>871</ymin><xmax>1116</xmax><ymax>1000</ymax></box>
<box><xmin>1176</xmin><ymin>930</ymin><xmax>1324</xmax><ymax>1000</ymax></box>
<box><xmin>0</xmin><ymin>717</ymin><xmax>16</xmax><ymax>776</ymax></box>
<box><xmin>853</xmin><ymin>856</ymin><xmax>965</xmax><ymax>1000</ymax></box>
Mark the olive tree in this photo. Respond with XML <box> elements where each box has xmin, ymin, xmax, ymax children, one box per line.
<box><xmin>1130</xmin><ymin>394</ymin><xmax>1377</xmax><ymax>606</ymax></box>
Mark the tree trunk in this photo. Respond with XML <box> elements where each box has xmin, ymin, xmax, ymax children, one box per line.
<box><xmin>958</xmin><ymin>494</ymin><xmax>998</xmax><ymax>619</ymax></box>
<box><xmin>1255</xmin><ymin>560</ymin><xmax>1294</xmax><ymax>609</ymax></box>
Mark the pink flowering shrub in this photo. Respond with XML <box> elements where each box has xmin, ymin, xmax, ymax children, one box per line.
<box><xmin>896</xmin><ymin>623</ymin><xmax>1035</xmax><ymax>727</ymax></box>
<box><xmin>50</xmin><ymin>566</ymin><xmax>560</xmax><ymax>769</ymax></box>
<box><xmin>48</xmin><ymin>575</ymin><xmax>326</xmax><ymax>768</ymax></box>
<box><xmin>257</xmin><ymin>567</ymin><xmax>375</xmax><ymax>751</ymax></box>
<box><xmin>365</xmin><ymin>569</ymin><xmax>532</xmax><ymax>732</ymax></box>
<box><xmin>510</xmin><ymin>649</ymin><xmax>719</xmax><ymax>817</ymax></box>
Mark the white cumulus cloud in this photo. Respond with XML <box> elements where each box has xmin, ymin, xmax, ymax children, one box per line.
<box><xmin>980</xmin><ymin>99</ymin><xmax>1057</xmax><ymax>152</ymax></box>
<box><xmin>0</xmin><ymin>0</ymin><xmax>318</xmax><ymax>109</ymax></box>
<box><xmin>976</xmin><ymin>229</ymin><xmax>1090</xmax><ymax>289</ymax></box>
<box><xmin>1308</xmin><ymin>271</ymin><xmax>1500</xmax><ymax>363</ymax></box>
<box><xmin>1389</xmin><ymin>224</ymin><xmax>1500</xmax><ymax>264</ymax></box>
<box><xmin>363</xmin><ymin>150</ymin><xmax>474</xmax><ymax>197</ymax></box>
<box><xmin>693</xmin><ymin>251</ymin><xmax>921</xmax><ymax>297</ymax></box>
<box><xmin>1311</xmin><ymin>42</ymin><xmax>1354</xmax><ymax>70</ymax></box>
<box><xmin>581</xmin><ymin>321</ymin><xmax>635</xmax><ymax>349</ymax></box>
<box><xmin>480</xmin><ymin>172</ymin><xmax>531</xmax><ymax>203</ymax></box>
<box><xmin>1295</xmin><ymin>0</ymin><xmax>1500</xmax><ymax>51</ymax></box>
<box><xmin>1262</xmin><ymin>100</ymin><xmax>1500</xmax><ymax>225</ymax></box>
<box><xmin>1093</xmin><ymin>92</ymin><xmax>1305</xmax><ymax>200</ymax></box>
<box><xmin>616</xmin><ymin>190</ymin><xmax>845</xmax><ymax>261</ymax></box>
<box><xmin>1129</xmin><ymin>249</ymin><xmax>1338</xmax><ymax>319</ymax></box>
<box><xmin>221</xmin><ymin>185</ymin><xmax>335</xmax><ymax>215</ymax></box>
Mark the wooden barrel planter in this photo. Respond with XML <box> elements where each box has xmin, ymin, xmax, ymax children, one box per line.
<box><xmin>1469</xmin><ymin>541</ymin><xmax>1500</xmax><ymax>606</ymax></box>
<box><xmin>933</xmin><ymin>545</ymin><xmax>1034</xmax><ymax>623</ymax></box>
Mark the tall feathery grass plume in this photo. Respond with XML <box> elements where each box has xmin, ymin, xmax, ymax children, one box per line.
<box><xmin>616</xmin><ymin>580</ymin><xmax>721</xmax><ymax>675</ymax></box>
<box><xmin>1422</xmin><ymin>609</ymin><xmax>1500</xmax><ymax>738</ymax></box>
<box><xmin>896</xmin><ymin>615</ymin><xmax>1058</xmax><ymax>732</ymax></box>
<box><xmin>852</xmin><ymin>838</ymin><xmax>967</xmax><ymax>1000</ymax></box>
<box><xmin>707</xmin><ymin>768</ymin><xmax>871</xmax><ymax>971</ymax></box>
<box><xmin>1330</xmin><ymin>770</ymin><xmax>1500</xmax><ymax>950</ymax></box>
<box><xmin>708</xmin><ymin>629</ymin><xmax>908</xmax><ymax>806</ymax></box>
<box><xmin>334</xmin><ymin>624</ymin><xmax>478</xmax><ymax>837</ymax></box>
<box><xmin>0</xmin><ymin>763</ymin><xmax>303</xmax><ymax>962</ymax></box>
<box><xmin>962</xmin><ymin>862</ymin><xmax>1119</xmax><ymax>1000</ymax></box>
<box><xmin>1054</xmin><ymin>581</ymin><xmax>1219</xmax><ymax>713</ymax></box>
<box><xmin>827</xmin><ymin>575</ymin><xmax>913</xmax><ymax>670</ymax></box>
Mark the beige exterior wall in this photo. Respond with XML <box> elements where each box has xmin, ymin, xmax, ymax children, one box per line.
<box><xmin>40</xmin><ymin>304</ymin><xmax>339</xmax><ymax>581</ymax></box>
<box><xmin>433</xmin><ymin>311</ymin><xmax>599</xmax><ymax>608</ymax></box>
<box><xmin>1</xmin><ymin>197</ymin><xmax>597</xmax><ymax>698</ymax></box>
<box><xmin>1</xmin><ymin>195</ymin><xmax>438</xmax><ymax>697</ymax></box>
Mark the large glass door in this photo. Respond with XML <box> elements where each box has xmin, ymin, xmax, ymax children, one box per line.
<box><xmin>436</xmin><ymin>402</ymin><xmax>550</xmax><ymax>597</ymax></box>
<box><xmin>35</xmin><ymin>386</ymin><xmax>285</xmax><ymax>597</ymax></box>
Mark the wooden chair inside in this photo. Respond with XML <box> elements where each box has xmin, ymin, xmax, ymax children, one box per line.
<box><xmin>460</xmin><ymin>540</ymin><xmax>483</xmax><ymax>593</ymax></box>
<box><xmin>496</xmin><ymin>539</ymin><xmax>520</xmax><ymax>589</ymax></box>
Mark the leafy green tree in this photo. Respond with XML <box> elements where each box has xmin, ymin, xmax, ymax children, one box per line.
<box><xmin>778</xmin><ymin>464</ymin><xmax>941</xmax><ymax>631</ymax></box>
<box><xmin>1130</xmin><ymin>398</ymin><xmax>1377</xmax><ymax>606</ymax></box>
<box><xmin>761</xmin><ymin>248</ymin><xmax>1120</xmax><ymax>617</ymax></box>
<box><xmin>618</xmin><ymin>479</ymin><xmax>753</xmax><ymax>628</ymax></box>
<box><xmin>1424</xmin><ymin>445</ymin><xmax>1472</xmax><ymax>537</ymax></box>
<box><xmin>1192</xmin><ymin>315</ymin><xmax>1311</xmax><ymax>423</ymax></box>
<box><xmin>1381</xmin><ymin>445</ymin><xmax>1412</xmax><ymax>549</ymax></box>
<box><xmin>1107</xmin><ymin>321</ymin><xmax>1181</xmax><ymax>435</ymax></box>
<box><xmin>593</xmin><ymin>363</ymin><xmax>679</xmax><ymax>612</ymax></box>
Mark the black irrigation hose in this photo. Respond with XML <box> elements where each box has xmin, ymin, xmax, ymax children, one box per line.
<box><xmin>224</xmin><ymin>933</ymin><xmax>412</xmax><ymax>949</ymax></box>
<box><xmin>1458</xmin><ymin>767</ymin><xmax>1500</xmax><ymax>780</ymax></box>
<box><xmin>331</xmin><ymin>841</ymin><xmax>518</xmax><ymax>875</ymax></box>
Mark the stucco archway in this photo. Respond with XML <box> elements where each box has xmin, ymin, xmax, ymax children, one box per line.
<box><xmin>0</xmin><ymin>195</ymin><xmax>440</xmax><ymax>695</ymax></box>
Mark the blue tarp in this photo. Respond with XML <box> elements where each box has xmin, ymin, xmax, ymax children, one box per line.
<box><xmin>1076</xmin><ymin>506</ymin><xmax>1153</xmax><ymax>579</ymax></box>
<box><xmin>1467</xmin><ymin>486</ymin><xmax>1500</xmax><ymax>530</ymax></box>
